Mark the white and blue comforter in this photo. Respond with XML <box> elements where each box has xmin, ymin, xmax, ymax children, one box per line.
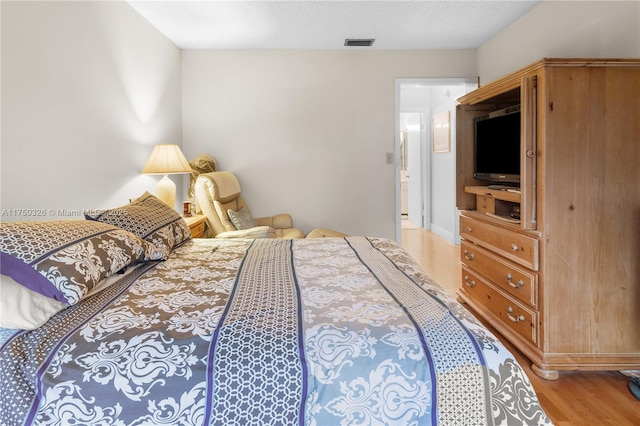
<box><xmin>0</xmin><ymin>237</ymin><xmax>552</xmax><ymax>425</ymax></box>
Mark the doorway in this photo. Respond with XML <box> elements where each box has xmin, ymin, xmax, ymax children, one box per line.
<box><xmin>400</xmin><ymin>112</ymin><xmax>424</xmax><ymax>228</ymax></box>
<box><xmin>394</xmin><ymin>78</ymin><xmax>478</xmax><ymax>243</ymax></box>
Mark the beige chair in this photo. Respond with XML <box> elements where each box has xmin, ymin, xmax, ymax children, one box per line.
<box><xmin>194</xmin><ymin>171</ymin><xmax>305</xmax><ymax>239</ymax></box>
<box><xmin>306</xmin><ymin>228</ymin><xmax>349</xmax><ymax>238</ymax></box>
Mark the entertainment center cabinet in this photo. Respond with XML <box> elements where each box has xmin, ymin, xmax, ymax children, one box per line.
<box><xmin>455</xmin><ymin>58</ymin><xmax>640</xmax><ymax>379</ymax></box>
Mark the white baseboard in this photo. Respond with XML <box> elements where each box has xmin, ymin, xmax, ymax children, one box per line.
<box><xmin>430</xmin><ymin>223</ymin><xmax>455</xmax><ymax>244</ymax></box>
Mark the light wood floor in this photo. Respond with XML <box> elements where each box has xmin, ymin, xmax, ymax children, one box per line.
<box><xmin>400</xmin><ymin>224</ymin><xmax>640</xmax><ymax>426</ymax></box>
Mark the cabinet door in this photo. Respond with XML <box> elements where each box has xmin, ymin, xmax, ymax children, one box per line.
<box><xmin>520</xmin><ymin>74</ymin><xmax>537</xmax><ymax>230</ymax></box>
<box><xmin>542</xmin><ymin>66</ymin><xmax>640</xmax><ymax>354</ymax></box>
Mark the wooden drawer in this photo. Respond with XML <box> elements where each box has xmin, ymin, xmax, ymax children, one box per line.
<box><xmin>461</xmin><ymin>240</ymin><xmax>537</xmax><ymax>307</ymax></box>
<box><xmin>460</xmin><ymin>266</ymin><xmax>537</xmax><ymax>345</ymax></box>
<box><xmin>460</xmin><ymin>215</ymin><xmax>539</xmax><ymax>270</ymax></box>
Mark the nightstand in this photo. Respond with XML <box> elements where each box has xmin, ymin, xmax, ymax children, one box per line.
<box><xmin>183</xmin><ymin>215</ymin><xmax>207</xmax><ymax>238</ymax></box>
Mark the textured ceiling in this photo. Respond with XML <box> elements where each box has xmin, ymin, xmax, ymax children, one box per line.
<box><xmin>128</xmin><ymin>1</ymin><xmax>541</xmax><ymax>50</ymax></box>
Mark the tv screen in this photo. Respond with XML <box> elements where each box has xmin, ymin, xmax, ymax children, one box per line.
<box><xmin>473</xmin><ymin>106</ymin><xmax>521</xmax><ymax>185</ymax></box>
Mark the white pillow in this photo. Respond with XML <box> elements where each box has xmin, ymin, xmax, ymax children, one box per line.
<box><xmin>0</xmin><ymin>274</ymin><xmax>67</xmax><ymax>330</ymax></box>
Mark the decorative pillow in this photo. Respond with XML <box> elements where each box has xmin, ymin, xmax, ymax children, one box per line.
<box><xmin>0</xmin><ymin>220</ymin><xmax>161</xmax><ymax>306</ymax></box>
<box><xmin>227</xmin><ymin>207</ymin><xmax>257</xmax><ymax>230</ymax></box>
<box><xmin>86</xmin><ymin>192</ymin><xmax>191</xmax><ymax>258</ymax></box>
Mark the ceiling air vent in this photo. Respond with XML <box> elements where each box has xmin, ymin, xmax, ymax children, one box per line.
<box><xmin>344</xmin><ymin>38</ymin><xmax>375</xmax><ymax>47</ymax></box>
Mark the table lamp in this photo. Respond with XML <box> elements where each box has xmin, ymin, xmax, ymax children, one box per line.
<box><xmin>141</xmin><ymin>144</ymin><xmax>193</xmax><ymax>207</ymax></box>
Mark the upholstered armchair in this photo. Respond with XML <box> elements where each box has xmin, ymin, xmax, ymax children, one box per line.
<box><xmin>194</xmin><ymin>171</ymin><xmax>305</xmax><ymax>239</ymax></box>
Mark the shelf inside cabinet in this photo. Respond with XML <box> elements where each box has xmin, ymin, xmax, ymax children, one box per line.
<box><xmin>464</xmin><ymin>186</ymin><xmax>521</xmax><ymax>203</ymax></box>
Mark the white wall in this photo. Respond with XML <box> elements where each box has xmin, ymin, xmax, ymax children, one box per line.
<box><xmin>1</xmin><ymin>1</ymin><xmax>182</xmax><ymax>219</ymax></box>
<box><xmin>428</xmin><ymin>85</ymin><xmax>468</xmax><ymax>242</ymax></box>
<box><xmin>182</xmin><ymin>50</ymin><xmax>476</xmax><ymax>238</ymax></box>
<box><xmin>478</xmin><ymin>1</ymin><xmax>640</xmax><ymax>84</ymax></box>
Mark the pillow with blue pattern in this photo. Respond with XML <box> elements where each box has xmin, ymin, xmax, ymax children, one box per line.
<box><xmin>227</xmin><ymin>207</ymin><xmax>257</xmax><ymax>230</ymax></box>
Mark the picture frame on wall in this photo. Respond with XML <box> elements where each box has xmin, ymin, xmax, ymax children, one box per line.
<box><xmin>432</xmin><ymin>110</ymin><xmax>450</xmax><ymax>153</ymax></box>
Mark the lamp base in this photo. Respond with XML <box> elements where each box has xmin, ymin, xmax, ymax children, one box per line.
<box><xmin>155</xmin><ymin>175</ymin><xmax>176</xmax><ymax>207</ymax></box>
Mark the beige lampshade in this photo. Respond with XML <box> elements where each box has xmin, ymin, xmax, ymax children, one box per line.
<box><xmin>141</xmin><ymin>144</ymin><xmax>193</xmax><ymax>175</ymax></box>
<box><xmin>142</xmin><ymin>144</ymin><xmax>193</xmax><ymax>207</ymax></box>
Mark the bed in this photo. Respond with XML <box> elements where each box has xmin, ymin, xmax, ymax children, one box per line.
<box><xmin>0</xmin><ymin>193</ymin><xmax>552</xmax><ymax>425</ymax></box>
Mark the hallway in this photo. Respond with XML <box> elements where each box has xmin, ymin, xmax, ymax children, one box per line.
<box><xmin>400</xmin><ymin>218</ymin><xmax>460</xmax><ymax>297</ymax></box>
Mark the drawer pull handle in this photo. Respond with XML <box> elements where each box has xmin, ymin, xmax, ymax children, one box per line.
<box><xmin>506</xmin><ymin>274</ymin><xmax>524</xmax><ymax>289</ymax></box>
<box><xmin>463</xmin><ymin>275</ymin><xmax>476</xmax><ymax>288</ymax></box>
<box><xmin>466</xmin><ymin>226</ymin><xmax>473</xmax><ymax>233</ymax></box>
<box><xmin>507</xmin><ymin>307</ymin><xmax>525</xmax><ymax>323</ymax></box>
<box><xmin>511</xmin><ymin>243</ymin><xmax>519</xmax><ymax>252</ymax></box>
<box><xmin>463</xmin><ymin>250</ymin><xmax>475</xmax><ymax>261</ymax></box>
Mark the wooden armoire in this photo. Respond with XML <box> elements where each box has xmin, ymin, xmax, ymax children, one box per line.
<box><xmin>455</xmin><ymin>58</ymin><xmax>640</xmax><ymax>379</ymax></box>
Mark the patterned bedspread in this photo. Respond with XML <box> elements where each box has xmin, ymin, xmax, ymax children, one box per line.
<box><xmin>0</xmin><ymin>237</ymin><xmax>552</xmax><ymax>425</ymax></box>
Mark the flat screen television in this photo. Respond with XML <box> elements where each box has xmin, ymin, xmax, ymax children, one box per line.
<box><xmin>473</xmin><ymin>105</ymin><xmax>521</xmax><ymax>186</ymax></box>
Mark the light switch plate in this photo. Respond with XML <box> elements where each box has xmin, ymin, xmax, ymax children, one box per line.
<box><xmin>385</xmin><ymin>153</ymin><xmax>394</xmax><ymax>164</ymax></box>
